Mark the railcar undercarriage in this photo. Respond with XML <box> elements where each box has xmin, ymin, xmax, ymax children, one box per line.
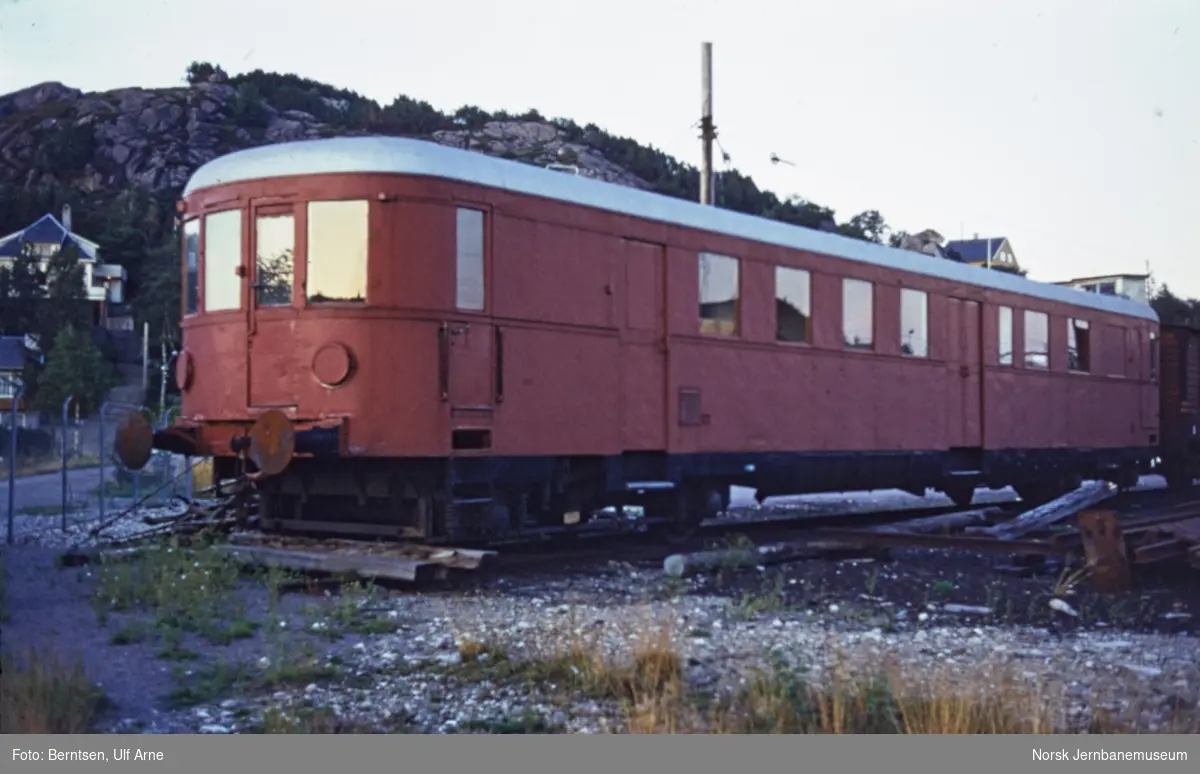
<box><xmin>113</xmin><ymin>408</ymin><xmax>1158</xmax><ymax>548</ymax></box>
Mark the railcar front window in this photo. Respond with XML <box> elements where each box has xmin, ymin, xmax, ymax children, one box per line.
<box><xmin>900</xmin><ymin>288</ymin><xmax>927</xmax><ymax>357</ymax></box>
<box><xmin>843</xmin><ymin>278</ymin><xmax>873</xmax><ymax>350</ymax></box>
<box><xmin>775</xmin><ymin>266</ymin><xmax>811</xmax><ymax>343</ymax></box>
<box><xmin>255</xmin><ymin>213</ymin><xmax>294</xmax><ymax>307</ymax></box>
<box><xmin>456</xmin><ymin>207</ymin><xmax>485</xmax><ymax>311</ymax></box>
<box><xmin>1024</xmin><ymin>310</ymin><xmax>1049</xmax><ymax>369</ymax></box>
<box><xmin>203</xmin><ymin>209</ymin><xmax>242</xmax><ymax>312</ymax></box>
<box><xmin>699</xmin><ymin>252</ymin><xmax>739</xmax><ymax>336</ymax></box>
<box><xmin>307</xmin><ymin>200</ymin><xmax>368</xmax><ymax>303</ymax></box>
<box><xmin>998</xmin><ymin>306</ymin><xmax>1013</xmax><ymax>365</ymax></box>
<box><xmin>183</xmin><ymin>219</ymin><xmax>199</xmax><ymax>316</ymax></box>
<box><xmin>1068</xmin><ymin>318</ymin><xmax>1090</xmax><ymax>372</ymax></box>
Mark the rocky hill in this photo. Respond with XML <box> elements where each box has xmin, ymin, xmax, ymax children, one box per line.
<box><xmin>0</xmin><ymin>63</ymin><xmax>901</xmax><ymax>341</ymax></box>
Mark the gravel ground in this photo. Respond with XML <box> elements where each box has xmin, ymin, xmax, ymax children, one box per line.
<box><xmin>2</xmin><ymin>482</ymin><xmax>1198</xmax><ymax>735</ymax></box>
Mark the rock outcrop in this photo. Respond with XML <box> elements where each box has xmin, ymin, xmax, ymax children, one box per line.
<box><xmin>0</xmin><ymin>77</ymin><xmax>651</xmax><ymax>198</ymax></box>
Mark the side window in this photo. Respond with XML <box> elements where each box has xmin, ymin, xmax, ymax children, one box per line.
<box><xmin>455</xmin><ymin>207</ymin><xmax>485</xmax><ymax>311</ymax></box>
<box><xmin>699</xmin><ymin>252</ymin><xmax>739</xmax><ymax>336</ymax></box>
<box><xmin>1023</xmin><ymin>310</ymin><xmax>1049</xmax><ymax>369</ymax></box>
<box><xmin>842</xmin><ymin>278</ymin><xmax>873</xmax><ymax>350</ymax></box>
<box><xmin>307</xmin><ymin>200</ymin><xmax>368</xmax><ymax>303</ymax></box>
<box><xmin>183</xmin><ymin>219</ymin><xmax>199</xmax><ymax>316</ymax></box>
<box><xmin>254</xmin><ymin>212</ymin><xmax>295</xmax><ymax>307</ymax></box>
<box><xmin>998</xmin><ymin>305</ymin><xmax>1013</xmax><ymax>365</ymax></box>
<box><xmin>1150</xmin><ymin>331</ymin><xmax>1159</xmax><ymax>381</ymax></box>
<box><xmin>775</xmin><ymin>266</ymin><xmax>810</xmax><ymax>343</ymax></box>
<box><xmin>1068</xmin><ymin>318</ymin><xmax>1091</xmax><ymax>372</ymax></box>
<box><xmin>203</xmin><ymin>209</ymin><xmax>242</xmax><ymax>313</ymax></box>
<box><xmin>900</xmin><ymin>288</ymin><xmax>928</xmax><ymax>357</ymax></box>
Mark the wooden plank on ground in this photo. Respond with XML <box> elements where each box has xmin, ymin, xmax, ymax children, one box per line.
<box><xmin>212</xmin><ymin>544</ymin><xmax>467</xmax><ymax>583</ymax></box>
<box><xmin>982</xmin><ymin>481</ymin><xmax>1118</xmax><ymax>541</ymax></box>
<box><xmin>871</xmin><ymin>507</ymin><xmax>1003</xmax><ymax>534</ymax></box>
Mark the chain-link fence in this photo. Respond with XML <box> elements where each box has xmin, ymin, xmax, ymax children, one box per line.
<box><xmin>3</xmin><ymin>387</ymin><xmax>214</xmax><ymax>545</ymax></box>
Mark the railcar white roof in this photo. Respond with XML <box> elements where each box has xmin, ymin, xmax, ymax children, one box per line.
<box><xmin>183</xmin><ymin>137</ymin><xmax>1157</xmax><ymax>322</ymax></box>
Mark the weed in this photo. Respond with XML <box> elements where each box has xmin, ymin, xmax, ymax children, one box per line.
<box><xmin>0</xmin><ymin>649</ymin><xmax>107</xmax><ymax>733</ymax></box>
<box><xmin>733</xmin><ymin>572</ymin><xmax>787</xmax><ymax>620</ymax></box>
<box><xmin>929</xmin><ymin>580</ymin><xmax>956</xmax><ymax>596</ymax></box>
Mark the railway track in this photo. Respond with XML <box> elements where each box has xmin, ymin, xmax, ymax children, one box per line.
<box><xmin>77</xmin><ymin>480</ymin><xmax>1200</xmax><ymax>592</ymax></box>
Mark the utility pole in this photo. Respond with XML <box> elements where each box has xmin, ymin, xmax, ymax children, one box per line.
<box><xmin>699</xmin><ymin>42</ymin><xmax>716</xmax><ymax>206</ymax></box>
<box><xmin>141</xmin><ymin>321</ymin><xmax>149</xmax><ymax>395</ymax></box>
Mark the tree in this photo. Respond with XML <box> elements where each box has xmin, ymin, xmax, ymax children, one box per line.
<box><xmin>34</xmin><ymin>325</ymin><xmax>118</xmax><ymax>418</ymax></box>
<box><xmin>0</xmin><ymin>244</ymin><xmax>44</xmax><ymax>336</ymax></box>
<box><xmin>838</xmin><ymin>210</ymin><xmax>889</xmax><ymax>244</ymax></box>
<box><xmin>37</xmin><ymin>240</ymin><xmax>91</xmax><ymax>343</ymax></box>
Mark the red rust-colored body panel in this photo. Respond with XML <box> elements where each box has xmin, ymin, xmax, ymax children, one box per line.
<box><xmin>176</xmin><ymin>168</ymin><xmax>1159</xmax><ymax>466</ymax></box>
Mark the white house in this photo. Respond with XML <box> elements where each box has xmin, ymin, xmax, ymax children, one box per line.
<box><xmin>0</xmin><ymin>205</ymin><xmax>127</xmax><ymax>328</ymax></box>
<box><xmin>1054</xmin><ymin>273</ymin><xmax>1150</xmax><ymax>305</ymax></box>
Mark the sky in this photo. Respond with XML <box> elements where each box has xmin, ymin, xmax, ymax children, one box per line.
<box><xmin>2</xmin><ymin>0</ymin><xmax>1197</xmax><ymax>297</ymax></box>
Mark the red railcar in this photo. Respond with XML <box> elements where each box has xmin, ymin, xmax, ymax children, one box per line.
<box><xmin>117</xmin><ymin>136</ymin><xmax>1162</xmax><ymax>543</ymax></box>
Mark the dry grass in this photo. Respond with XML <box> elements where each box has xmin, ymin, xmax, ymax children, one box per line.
<box><xmin>444</xmin><ymin>610</ymin><xmax>1197</xmax><ymax>735</ymax></box>
<box><xmin>0</xmin><ymin>648</ymin><xmax>106</xmax><ymax>733</ymax></box>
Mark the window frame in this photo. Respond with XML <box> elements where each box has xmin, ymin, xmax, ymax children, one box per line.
<box><xmin>774</xmin><ymin>264</ymin><xmax>812</xmax><ymax>345</ymax></box>
<box><xmin>251</xmin><ymin>204</ymin><xmax>298</xmax><ymax>310</ymax></box>
<box><xmin>698</xmin><ymin>251</ymin><xmax>740</xmax><ymax>337</ymax></box>
<box><xmin>842</xmin><ymin>277</ymin><xmax>874</xmax><ymax>351</ymax></box>
<box><xmin>182</xmin><ymin>217</ymin><xmax>201</xmax><ymax>318</ymax></box>
<box><xmin>305</xmin><ymin>198</ymin><xmax>370</xmax><ymax>307</ymax></box>
<box><xmin>200</xmin><ymin>207</ymin><xmax>245</xmax><ymax>316</ymax></box>
<box><xmin>997</xmin><ymin>305</ymin><xmax>1013</xmax><ymax>366</ymax></box>
<box><xmin>1023</xmin><ymin>309</ymin><xmax>1049</xmax><ymax>369</ymax></box>
<box><xmin>454</xmin><ymin>205</ymin><xmax>487</xmax><ymax>313</ymax></box>
<box><xmin>1067</xmin><ymin>317</ymin><xmax>1091</xmax><ymax>373</ymax></box>
<box><xmin>899</xmin><ymin>287</ymin><xmax>928</xmax><ymax>358</ymax></box>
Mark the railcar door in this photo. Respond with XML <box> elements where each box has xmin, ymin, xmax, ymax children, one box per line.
<box><xmin>619</xmin><ymin>238</ymin><xmax>668</xmax><ymax>451</ymax></box>
<box><xmin>246</xmin><ymin>201</ymin><xmax>299</xmax><ymax>408</ymax></box>
<box><xmin>946</xmin><ymin>297</ymin><xmax>984</xmax><ymax>448</ymax></box>
<box><xmin>441</xmin><ymin>205</ymin><xmax>495</xmax><ymax>452</ymax></box>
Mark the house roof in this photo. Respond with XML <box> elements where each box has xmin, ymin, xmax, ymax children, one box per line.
<box><xmin>182</xmin><ymin>137</ymin><xmax>1157</xmax><ymax>322</ymax></box>
<box><xmin>0</xmin><ymin>336</ymin><xmax>28</xmax><ymax>371</ymax></box>
<box><xmin>0</xmin><ymin>213</ymin><xmax>99</xmax><ymax>260</ymax></box>
<box><xmin>943</xmin><ymin>238</ymin><xmax>1010</xmax><ymax>263</ymax></box>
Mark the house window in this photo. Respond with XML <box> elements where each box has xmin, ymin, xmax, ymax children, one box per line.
<box><xmin>998</xmin><ymin>305</ymin><xmax>1013</xmax><ymax>365</ymax></box>
<box><xmin>699</xmin><ymin>252</ymin><xmax>739</xmax><ymax>335</ymax></box>
<box><xmin>0</xmin><ymin>376</ymin><xmax>19</xmax><ymax>399</ymax></box>
<box><xmin>842</xmin><ymin>278</ymin><xmax>873</xmax><ymax>350</ymax></box>
<box><xmin>1098</xmin><ymin>282</ymin><xmax>1116</xmax><ymax>295</ymax></box>
<box><xmin>1024</xmin><ymin>310</ymin><xmax>1049</xmax><ymax>369</ymax></box>
<box><xmin>183</xmin><ymin>219</ymin><xmax>199</xmax><ymax>316</ymax></box>
<box><xmin>900</xmin><ymin>288</ymin><xmax>927</xmax><ymax>357</ymax></box>
<box><xmin>456</xmin><ymin>208</ymin><xmax>485</xmax><ymax>311</ymax></box>
<box><xmin>254</xmin><ymin>213</ymin><xmax>294</xmax><ymax>307</ymax></box>
<box><xmin>307</xmin><ymin>200</ymin><xmax>368</xmax><ymax>303</ymax></box>
<box><xmin>1068</xmin><ymin>318</ymin><xmax>1090</xmax><ymax>372</ymax></box>
<box><xmin>203</xmin><ymin>209</ymin><xmax>243</xmax><ymax>313</ymax></box>
<box><xmin>775</xmin><ymin>266</ymin><xmax>810</xmax><ymax>343</ymax></box>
